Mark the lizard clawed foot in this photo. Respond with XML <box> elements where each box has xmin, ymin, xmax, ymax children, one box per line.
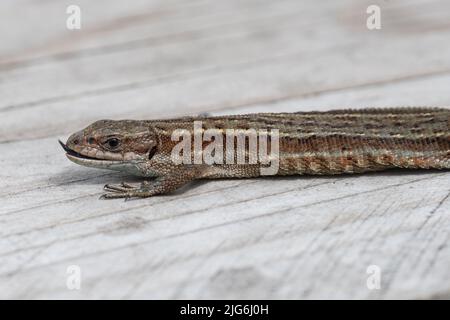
<box><xmin>100</xmin><ymin>181</ymin><xmax>152</xmax><ymax>200</ymax></box>
<box><xmin>99</xmin><ymin>171</ymin><xmax>200</xmax><ymax>200</ymax></box>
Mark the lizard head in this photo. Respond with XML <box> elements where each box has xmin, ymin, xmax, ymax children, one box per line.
<box><xmin>60</xmin><ymin>120</ymin><xmax>158</xmax><ymax>176</ymax></box>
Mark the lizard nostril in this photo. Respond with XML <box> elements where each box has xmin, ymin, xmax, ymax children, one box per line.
<box><xmin>88</xmin><ymin>137</ymin><xmax>96</xmax><ymax>144</ymax></box>
<box><xmin>73</xmin><ymin>139</ymin><xmax>79</xmax><ymax>145</ymax></box>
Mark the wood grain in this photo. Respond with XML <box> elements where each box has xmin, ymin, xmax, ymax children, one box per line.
<box><xmin>0</xmin><ymin>0</ymin><xmax>449</xmax><ymax>299</ymax></box>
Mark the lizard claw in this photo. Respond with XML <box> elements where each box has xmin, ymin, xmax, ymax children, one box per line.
<box><xmin>100</xmin><ymin>191</ymin><xmax>131</xmax><ymax>199</ymax></box>
<box><xmin>121</xmin><ymin>182</ymin><xmax>135</xmax><ymax>189</ymax></box>
<box><xmin>104</xmin><ymin>183</ymin><xmax>135</xmax><ymax>193</ymax></box>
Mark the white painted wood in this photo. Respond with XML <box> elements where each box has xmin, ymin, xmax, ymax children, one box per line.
<box><xmin>0</xmin><ymin>0</ymin><xmax>449</xmax><ymax>299</ymax></box>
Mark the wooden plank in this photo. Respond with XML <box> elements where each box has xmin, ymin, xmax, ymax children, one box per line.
<box><xmin>2</xmin><ymin>1</ymin><xmax>450</xmax><ymax>142</ymax></box>
<box><xmin>1</xmin><ymin>0</ymin><xmax>449</xmax><ymax>300</ymax></box>
<box><xmin>0</xmin><ymin>0</ymin><xmax>325</xmax><ymax>64</ymax></box>
<box><xmin>1</xmin><ymin>73</ymin><xmax>450</xmax><ymax>298</ymax></box>
<box><xmin>3</xmin><ymin>35</ymin><xmax>450</xmax><ymax>143</ymax></box>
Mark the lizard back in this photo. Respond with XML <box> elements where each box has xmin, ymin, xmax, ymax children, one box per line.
<box><xmin>149</xmin><ymin>107</ymin><xmax>450</xmax><ymax>176</ymax></box>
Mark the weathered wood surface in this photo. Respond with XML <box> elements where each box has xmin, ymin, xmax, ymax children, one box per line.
<box><xmin>1</xmin><ymin>0</ymin><xmax>450</xmax><ymax>299</ymax></box>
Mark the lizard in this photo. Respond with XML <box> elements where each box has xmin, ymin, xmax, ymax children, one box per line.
<box><xmin>59</xmin><ymin>107</ymin><xmax>450</xmax><ymax>199</ymax></box>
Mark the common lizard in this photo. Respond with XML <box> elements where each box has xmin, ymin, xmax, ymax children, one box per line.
<box><xmin>59</xmin><ymin>107</ymin><xmax>450</xmax><ymax>199</ymax></box>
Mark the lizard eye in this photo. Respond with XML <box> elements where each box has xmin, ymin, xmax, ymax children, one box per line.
<box><xmin>104</xmin><ymin>137</ymin><xmax>121</xmax><ymax>150</ymax></box>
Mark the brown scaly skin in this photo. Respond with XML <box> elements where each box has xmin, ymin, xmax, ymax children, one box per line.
<box><xmin>60</xmin><ymin>108</ymin><xmax>450</xmax><ymax>199</ymax></box>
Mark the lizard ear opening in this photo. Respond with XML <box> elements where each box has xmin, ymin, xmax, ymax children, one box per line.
<box><xmin>148</xmin><ymin>145</ymin><xmax>157</xmax><ymax>160</ymax></box>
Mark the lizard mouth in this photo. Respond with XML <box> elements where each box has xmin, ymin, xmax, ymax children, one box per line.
<box><xmin>59</xmin><ymin>140</ymin><xmax>125</xmax><ymax>169</ymax></box>
<box><xmin>59</xmin><ymin>139</ymin><xmax>146</xmax><ymax>175</ymax></box>
<box><xmin>58</xmin><ymin>140</ymin><xmax>103</xmax><ymax>161</ymax></box>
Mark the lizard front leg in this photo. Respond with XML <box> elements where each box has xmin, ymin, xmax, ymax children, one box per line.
<box><xmin>100</xmin><ymin>167</ymin><xmax>203</xmax><ymax>199</ymax></box>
